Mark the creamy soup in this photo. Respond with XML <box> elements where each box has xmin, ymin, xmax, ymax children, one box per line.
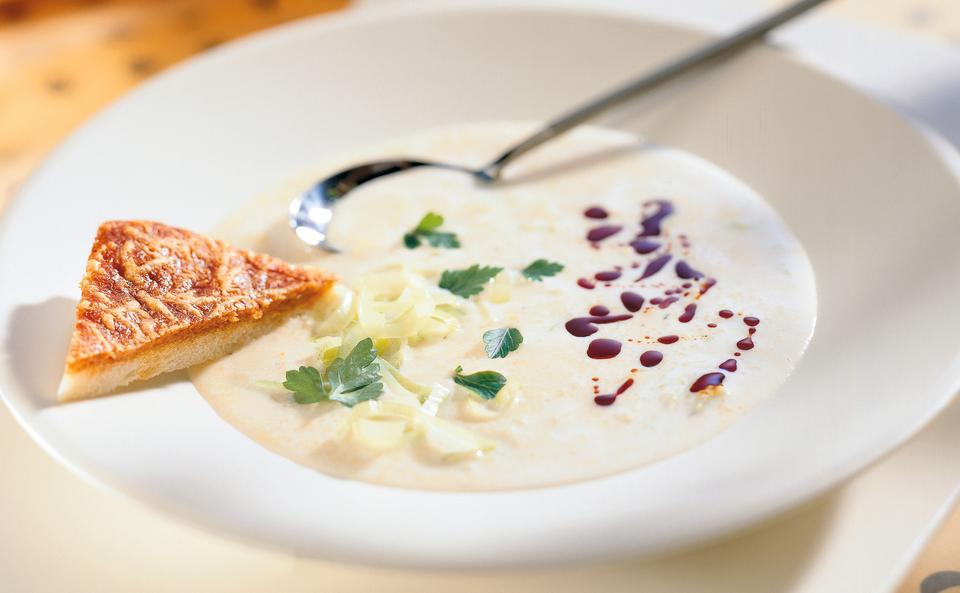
<box><xmin>190</xmin><ymin>123</ymin><xmax>816</xmax><ymax>490</ymax></box>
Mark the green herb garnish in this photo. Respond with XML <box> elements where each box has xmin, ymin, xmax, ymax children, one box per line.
<box><xmin>403</xmin><ymin>212</ymin><xmax>460</xmax><ymax>249</ymax></box>
<box><xmin>282</xmin><ymin>366</ymin><xmax>327</xmax><ymax>404</ymax></box>
<box><xmin>438</xmin><ymin>264</ymin><xmax>503</xmax><ymax>298</ymax></box>
<box><xmin>282</xmin><ymin>338</ymin><xmax>383</xmax><ymax>407</ymax></box>
<box><xmin>452</xmin><ymin>365</ymin><xmax>507</xmax><ymax>400</ymax></box>
<box><xmin>482</xmin><ymin>327</ymin><xmax>523</xmax><ymax>359</ymax></box>
<box><xmin>521</xmin><ymin>259</ymin><xmax>564</xmax><ymax>281</ymax></box>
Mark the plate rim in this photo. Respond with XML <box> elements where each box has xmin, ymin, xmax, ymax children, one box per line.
<box><xmin>2</xmin><ymin>0</ymin><xmax>960</xmax><ymax>568</ymax></box>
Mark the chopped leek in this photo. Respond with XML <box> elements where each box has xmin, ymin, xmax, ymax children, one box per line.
<box><xmin>260</xmin><ymin>266</ymin><xmax>501</xmax><ymax>460</ymax></box>
<box><xmin>348</xmin><ymin>400</ymin><xmax>494</xmax><ymax>460</ymax></box>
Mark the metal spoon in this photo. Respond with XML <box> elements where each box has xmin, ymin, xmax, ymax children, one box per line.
<box><xmin>290</xmin><ymin>0</ymin><xmax>829</xmax><ymax>251</ymax></box>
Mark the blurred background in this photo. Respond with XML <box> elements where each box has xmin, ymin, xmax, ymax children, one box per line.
<box><xmin>0</xmin><ymin>1</ymin><xmax>958</xmax><ymax>592</ymax></box>
<box><xmin>0</xmin><ymin>0</ymin><xmax>958</xmax><ymax>209</ymax></box>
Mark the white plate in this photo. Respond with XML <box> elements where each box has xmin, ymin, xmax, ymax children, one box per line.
<box><xmin>2</xmin><ymin>1</ymin><xmax>960</xmax><ymax>568</ymax></box>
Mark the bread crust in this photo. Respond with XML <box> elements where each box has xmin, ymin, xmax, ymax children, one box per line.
<box><xmin>59</xmin><ymin>221</ymin><xmax>334</xmax><ymax>401</ymax></box>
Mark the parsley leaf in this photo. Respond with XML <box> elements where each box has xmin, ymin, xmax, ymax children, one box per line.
<box><xmin>403</xmin><ymin>212</ymin><xmax>461</xmax><ymax>249</ymax></box>
<box><xmin>327</xmin><ymin>337</ymin><xmax>380</xmax><ymax>394</ymax></box>
<box><xmin>282</xmin><ymin>338</ymin><xmax>383</xmax><ymax>407</ymax></box>
<box><xmin>453</xmin><ymin>365</ymin><xmax>507</xmax><ymax>400</ymax></box>
<box><xmin>283</xmin><ymin>366</ymin><xmax>327</xmax><ymax>404</ymax></box>
<box><xmin>421</xmin><ymin>232</ymin><xmax>460</xmax><ymax>248</ymax></box>
<box><xmin>482</xmin><ymin>327</ymin><xmax>523</xmax><ymax>359</ymax></box>
<box><xmin>330</xmin><ymin>381</ymin><xmax>383</xmax><ymax>407</ymax></box>
<box><xmin>438</xmin><ymin>264</ymin><xmax>503</xmax><ymax>298</ymax></box>
<box><xmin>521</xmin><ymin>259</ymin><xmax>564</xmax><ymax>281</ymax></box>
<box><xmin>416</xmin><ymin>211</ymin><xmax>443</xmax><ymax>232</ymax></box>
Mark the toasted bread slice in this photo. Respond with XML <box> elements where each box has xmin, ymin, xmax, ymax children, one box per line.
<box><xmin>58</xmin><ymin>221</ymin><xmax>335</xmax><ymax>402</ymax></box>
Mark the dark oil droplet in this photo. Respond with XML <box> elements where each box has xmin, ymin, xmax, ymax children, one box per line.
<box><xmin>621</xmin><ymin>292</ymin><xmax>644</xmax><ymax>312</ymax></box>
<box><xmin>587</xmin><ymin>225</ymin><xmax>622</xmax><ymax>242</ymax></box>
<box><xmin>588</xmin><ymin>339</ymin><xmax>622</xmax><ymax>359</ymax></box>
<box><xmin>584</xmin><ymin>206</ymin><xmax>608</xmax><ymax>219</ymax></box>
<box><xmin>679</xmin><ymin>303</ymin><xmax>697</xmax><ymax>323</ymax></box>
<box><xmin>640</xmin><ymin>351</ymin><xmax>663</xmax><ymax>367</ymax></box>
<box><xmin>690</xmin><ymin>372</ymin><xmax>725</xmax><ymax>393</ymax></box>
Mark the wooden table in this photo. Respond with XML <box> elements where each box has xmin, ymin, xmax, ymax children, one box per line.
<box><xmin>0</xmin><ymin>0</ymin><xmax>347</xmax><ymax>211</ymax></box>
<box><xmin>1</xmin><ymin>1</ymin><xmax>957</xmax><ymax>591</ymax></box>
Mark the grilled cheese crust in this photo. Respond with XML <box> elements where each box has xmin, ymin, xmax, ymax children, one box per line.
<box><xmin>59</xmin><ymin>220</ymin><xmax>334</xmax><ymax>401</ymax></box>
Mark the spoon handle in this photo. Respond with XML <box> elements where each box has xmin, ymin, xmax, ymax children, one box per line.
<box><xmin>482</xmin><ymin>0</ymin><xmax>831</xmax><ymax>180</ymax></box>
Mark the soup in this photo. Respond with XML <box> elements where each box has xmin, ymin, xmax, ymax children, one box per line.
<box><xmin>190</xmin><ymin>123</ymin><xmax>816</xmax><ymax>490</ymax></box>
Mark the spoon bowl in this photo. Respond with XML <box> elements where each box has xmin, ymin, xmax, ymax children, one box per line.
<box><xmin>288</xmin><ymin>159</ymin><xmax>488</xmax><ymax>252</ymax></box>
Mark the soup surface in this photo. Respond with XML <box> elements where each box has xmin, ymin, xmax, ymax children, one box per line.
<box><xmin>190</xmin><ymin>123</ymin><xmax>817</xmax><ymax>490</ymax></box>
